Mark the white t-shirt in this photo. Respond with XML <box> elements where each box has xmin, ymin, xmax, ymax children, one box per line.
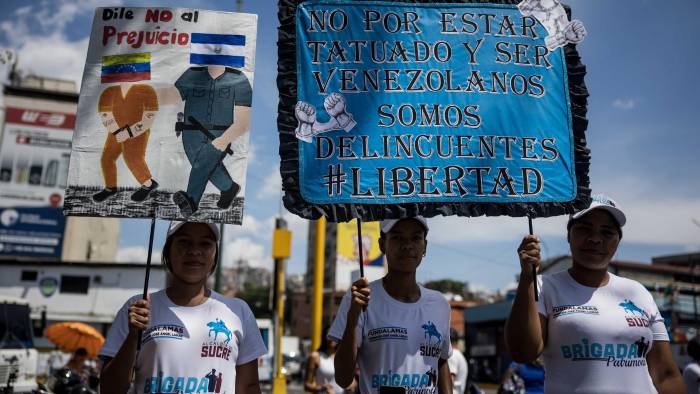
<box><xmin>316</xmin><ymin>352</ymin><xmax>344</xmax><ymax>394</ymax></box>
<box><xmin>100</xmin><ymin>290</ymin><xmax>267</xmax><ymax>394</ymax></box>
<box><xmin>447</xmin><ymin>348</ymin><xmax>467</xmax><ymax>394</ymax></box>
<box><xmin>683</xmin><ymin>362</ymin><xmax>700</xmax><ymax>393</ymax></box>
<box><xmin>329</xmin><ymin>279</ymin><xmax>452</xmax><ymax>394</ymax></box>
<box><xmin>537</xmin><ymin>271</ymin><xmax>669</xmax><ymax>394</ymax></box>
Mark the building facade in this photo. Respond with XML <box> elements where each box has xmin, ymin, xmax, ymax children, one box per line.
<box><xmin>0</xmin><ymin>259</ymin><xmax>166</xmax><ymax>351</ymax></box>
<box><xmin>1</xmin><ymin>75</ymin><xmax>119</xmax><ymax>263</ymax></box>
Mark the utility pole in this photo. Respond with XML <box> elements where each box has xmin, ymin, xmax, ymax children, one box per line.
<box><xmin>311</xmin><ymin>217</ymin><xmax>326</xmax><ymax>351</ymax></box>
<box><xmin>214</xmin><ymin>223</ymin><xmax>224</xmax><ymax>292</ymax></box>
<box><xmin>272</xmin><ymin>217</ymin><xmax>291</xmax><ymax>394</ymax></box>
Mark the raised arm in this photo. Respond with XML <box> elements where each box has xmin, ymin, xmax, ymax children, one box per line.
<box><xmin>505</xmin><ymin>235</ymin><xmax>548</xmax><ymax>362</ymax></box>
<box><xmin>100</xmin><ymin>298</ymin><xmax>150</xmax><ymax>394</ymax></box>
<box><xmin>334</xmin><ymin>277</ymin><xmax>370</xmax><ymax>388</ymax></box>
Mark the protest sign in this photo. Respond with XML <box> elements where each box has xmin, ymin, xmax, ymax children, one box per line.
<box><xmin>278</xmin><ymin>0</ymin><xmax>591</xmax><ymax>222</ymax></box>
<box><xmin>64</xmin><ymin>7</ymin><xmax>258</xmax><ymax>224</ymax></box>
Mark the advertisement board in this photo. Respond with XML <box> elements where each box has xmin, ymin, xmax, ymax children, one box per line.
<box><xmin>0</xmin><ymin>107</ymin><xmax>74</xmax><ymax>208</ymax></box>
<box><xmin>0</xmin><ymin>207</ymin><xmax>65</xmax><ymax>259</ymax></box>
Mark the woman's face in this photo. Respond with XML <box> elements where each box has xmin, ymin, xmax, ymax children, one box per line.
<box><xmin>168</xmin><ymin>223</ymin><xmax>217</xmax><ymax>284</ymax></box>
<box><xmin>379</xmin><ymin>219</ymin><xmax>427</xmax><ymax>273</ymax></box>
<box><xmin>327</xmin><ymin>339</ymin><xmax>338</xmax><ymax>354</ymax></box>
<box><xmin>568</xmin><ymin>210</ymin><xmax>621</xmax><ymax>270</ymax></box>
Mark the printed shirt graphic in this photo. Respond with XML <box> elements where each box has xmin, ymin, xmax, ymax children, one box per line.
<box><xmin>100</xmin><ymin>290</ymin><xmax>267</xmax><ymax>394</ymax></box>
<box><xmin>329</xmin><ymin>280</ymin><xmax>452</xmax><ymax>394</ymax></box>
<box><xmin>536</xmin><ymin>271</ymin><xmax>668</xmax><ymax>394</ymax></box>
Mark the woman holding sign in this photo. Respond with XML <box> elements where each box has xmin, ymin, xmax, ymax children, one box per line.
<box><xmin>329</xmin><ymin>217</ymin><xmax>453</xmax><ymax>394</ymax></box>
<box><xmin>98</xmin><ymin>222</ymin><xmax>267</xmax><ymax>394</ymax></box>
<box><xmin>505</xmin><ymin>194</ymin><xmax>685</xmax><ymax>393</ymax></box>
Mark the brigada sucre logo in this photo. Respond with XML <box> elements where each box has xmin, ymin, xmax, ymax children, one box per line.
<box><xmin>559</xmin><ymin>299</ymin><xmax>653</xmax><ymax>367</ymax></box>
<box><xmin>619</xmin><ymin>299</ymin><xmax>651</xmax><ymax>327</ymax></box>
<box><xmin>372</xmin><ymin>368</ymin><xmax>438</xmax><ymax>394</ymax></box>
<box><xmin>142</xmin><ymin>319</ymin><xmax>234</xmax><ymax>393</ymax></box>
<box><xmin>201</xmin><ymin>318</ymin><xmax>234</xmax><ymax>361</ymax></box>
<box><xmin>143</xmin><ymin>369</ymin><xmax>226</xmax><ymax>393</ymax></box>
<box><xmin>419</xmin><ymin>321</ymin><xmax>443</xmax><ymax>358</ymax></box>
<box><xmin>370</xmin><ymin>322</ymin><xmax>444</xmax><ymax>393</ymax></box>
<box><xmin>560</xmin><ymin>335</ymin><xmax>651</xmax><ymax>368</ymax></box>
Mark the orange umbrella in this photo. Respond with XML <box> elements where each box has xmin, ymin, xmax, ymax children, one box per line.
<box><xmin>45</xmin><ymin>322</ymin><xmax>105</xmax><ymax>359</ymax></box>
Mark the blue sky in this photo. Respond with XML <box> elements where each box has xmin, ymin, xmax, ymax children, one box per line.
<box><xmin>1</xmin><ymin>0</ymin><xmax>698</xmax><ymax>292</ymax></box>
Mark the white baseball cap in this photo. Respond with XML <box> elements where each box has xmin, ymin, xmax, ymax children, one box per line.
<box><xmin>380</xmin><ymin>216</ymin><xmax>429</xmax><ymax>234</ymax></box>
<box><xmin>570</xmin><ymin>194</ymin><xmax>626</xmax><ymax>227</ymax></box>
<box><xmin>166</xmin><ymin>221</ymin><xmax>220</xmax><ymax>242</ymax></box>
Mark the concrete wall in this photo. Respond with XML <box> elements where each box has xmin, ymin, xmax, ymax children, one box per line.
<box><xmin>60</xmin><ymin>217</ymin><xmax>120</xmax><ymax>262</ymax></box>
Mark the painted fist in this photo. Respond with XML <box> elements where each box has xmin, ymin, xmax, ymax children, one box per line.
<box><xmin>564</xmin><ymin>19</ymin><xmax>587</xmax><ymax>44</ymax></box>
<box><xmin>323</xmin><ymin>93</ymin><xmax>355</xmax><ymax>132</ymax></box>
<box><xmin>295</xmin><ymin>101</ymin><xmax>316</xmax><ymax>142</ymax></box>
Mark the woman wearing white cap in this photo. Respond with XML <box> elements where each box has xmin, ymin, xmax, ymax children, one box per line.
<box><xmin>329</xmin><ymin>216</ymin><xmax>453</xmax><ymax>393</ymax></box>
<box><xmin>99</xmin><ymin>222</ymin><xmax>267</xmax><ymax>394</ymax></box>
<box><xmin>505</xmin><ymin>194</ymin><xmax>685</xmax><ymax>393</ymax></box>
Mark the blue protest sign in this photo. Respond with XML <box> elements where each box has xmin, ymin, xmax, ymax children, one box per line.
<box><xmin>278</xmin><ymin>0</ymin><xmax>591</xmax><ymax>221</ymax></box>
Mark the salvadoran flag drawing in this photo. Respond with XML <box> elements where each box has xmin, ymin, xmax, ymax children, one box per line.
<box><xmin>190</xmin><ymin>33</ymin><xmax>245</xmax><ymax>67</ymax></box>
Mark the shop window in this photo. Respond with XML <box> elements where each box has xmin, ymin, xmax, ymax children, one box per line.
<box><xmin>59</xmin><ymin>275</ymin><xmax>90</xmax><ymax>294</ymax></box>
<box><xmin>21</xmin><ymin>271</ymin><xmax>38</xmax><ymax>281</ymax></box>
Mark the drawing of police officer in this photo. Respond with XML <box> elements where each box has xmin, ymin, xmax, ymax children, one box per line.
<box><xmin>164</xmin><ymin>63</ymin><xmax>251</xmax><ymax>218</ymax></box>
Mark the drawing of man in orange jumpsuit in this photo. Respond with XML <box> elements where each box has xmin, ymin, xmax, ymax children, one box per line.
<box><xmin>93</xmin><ymin>52</ymin><xmax>160</xmax><ymax>203</ymax></box>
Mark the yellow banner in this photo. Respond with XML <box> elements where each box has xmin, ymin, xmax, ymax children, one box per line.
<box><xmin>336</xmin><ymin>220</ymin><xmax>383</xmax><ymax>266</ymax></box>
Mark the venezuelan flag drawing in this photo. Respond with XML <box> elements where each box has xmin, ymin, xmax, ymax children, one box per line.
<box><xmin>190</xmin><ymin>33</ymin><xmax>245</xmax><ymax>67</ymax></box>
<box><xmin>101</xmin><ymin>53</ymin><xmax>151</xmax><ymax>83</ymax></box>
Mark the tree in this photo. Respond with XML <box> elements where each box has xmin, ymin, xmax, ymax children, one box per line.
<box><xmin>423</xmin><ymin>279</ymin><xmax>469</xmax><ymax>296</ymax></box>
<box><xmin>236</xmin><ymin>281</ymin><xmax>272</xmax><ymax>318</ymax></box>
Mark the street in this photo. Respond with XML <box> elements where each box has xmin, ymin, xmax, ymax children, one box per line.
<box><xmin>261</xmin><ymin>381</ymin><xmax>304</xmax><ymax>394</ymax></box>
